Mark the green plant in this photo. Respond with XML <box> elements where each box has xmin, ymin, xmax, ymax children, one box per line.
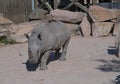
<box><xmin>0</xmin><ymin>36</ymin><xmax>16</xmax><ymax>44</ymax></box>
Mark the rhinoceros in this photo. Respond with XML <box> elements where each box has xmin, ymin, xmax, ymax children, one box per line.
<box><xmin>26</xmin><ymin>21</ymin><xmax>71</xmax><ymax>70</ymax></box>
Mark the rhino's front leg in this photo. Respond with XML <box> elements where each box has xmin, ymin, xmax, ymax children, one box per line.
<box><xmin>40</xmin><ymin>50</ymin><xmax>51</xmax><ymax>70</ymax></box>
<box><xmin>59</xmin><ymin>46</ymin><xmax>67</xmax><ymax>61</ymax></box>
<box><xmin>55</xmin><ymin>48</ymin><xmax>61</xmax><ymax>57</ymax></box>
<box><xmin>59</xmin><ymin>38</ymin><xmax>70</xmax><ymax>61</ymax></box>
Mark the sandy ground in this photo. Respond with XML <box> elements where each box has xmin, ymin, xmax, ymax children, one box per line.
<box><xmin>0</xmin><ymin>36</ymin><xmax>120</xmax><ymax>84</ymax></box>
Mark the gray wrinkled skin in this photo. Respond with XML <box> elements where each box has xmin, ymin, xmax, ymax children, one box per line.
<box><xmin>27</xmin><ymin>21</ymin><xmax>71</xmax><ymax>70</ymax></box>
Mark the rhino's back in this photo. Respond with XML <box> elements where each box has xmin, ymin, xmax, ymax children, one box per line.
<box><xmin>46</xmin><ymin>21</ymin><xmax>71</xmax><ymax>49</ymax></box>
<box><xmin>33</xmin><ymin>21</ymin><xmax>71</xmax><ymax>36</ymax></box>
<box><xmin>30</xmin><ymin>21</ymin><xmax>71</xmax><ymax>51</ymax></box>
<box><xmin>47</xmin><ymin>21</ymin><xmax>70</xmax><ymax>32</ymax></box>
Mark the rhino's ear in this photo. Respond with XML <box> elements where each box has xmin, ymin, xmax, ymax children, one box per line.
<box><xmin>24</xmin><ymin>33</ymin><xmax>30</xmax><ymax>40</ymax></box>
<box><xmin>37</xmin><ymin>34</ymin><xmax>42</xmax><ymax>40</ymax></box>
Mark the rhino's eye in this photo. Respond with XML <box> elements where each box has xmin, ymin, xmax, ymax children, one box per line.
<box><xmin>37</xmin><ymin>34</ymin><xmax>42</xmax><ymax>40</ymax></box>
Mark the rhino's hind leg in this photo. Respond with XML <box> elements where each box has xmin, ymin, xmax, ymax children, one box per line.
<box><xmin>39</xmin><ymin>50</ymin><xmax>52</xmax><ymax>70</ymax></box>
<box><xmin>55</xmin><ymin>48</ymin><xmax>61</xmax><ymax>57</ymax></box>
<box><xmin>59</xmin><ymin>38</ymin><xmax>70</xmax><ymax>61</ymax></box>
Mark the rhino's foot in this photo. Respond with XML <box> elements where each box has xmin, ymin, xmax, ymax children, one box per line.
<box><xmin>116</xmin><ymin>48</ymin><xmax>120</xmax><ymax>58</ymax></box>
<box><xmin>59</xmin><ymin>57</ymin><xmax>66</xmax><ymax>61</ymax></box>
<box><xmin>39</xmin><ymin>66</ymin><xmax>48</xmax><ymax>70</ymax></box>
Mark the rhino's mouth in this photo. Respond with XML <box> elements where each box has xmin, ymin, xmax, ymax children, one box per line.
<box><xmin>28</xmin><ymin>49</ymin><xmax>39</xmax><ymax>64</ymax></box>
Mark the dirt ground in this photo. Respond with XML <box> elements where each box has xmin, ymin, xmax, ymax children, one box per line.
<box><xmin>0</xmin><ymin>36</ymin><xmax>120</xmax><ymax>84</ymax></box>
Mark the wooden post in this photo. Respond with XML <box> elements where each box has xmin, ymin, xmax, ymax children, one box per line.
<box><xmin>63</xmin><ymin>0</ymin><xmax>89</xmax><ymax>13</ymax></box>
<box><xmin>62</xmin><ymin>3</ymin><xmax>74</xmax><ymax>9</ymax></box>
<box><xmin>34</xmin><ymin>0</ymin><xmax>39</xmax><ymax>9</ymax></box>
<box><xmin>117</xmin><ymin>0</ymin><xmax>120</xmax><ymax>3</ymax></box>
<box><xmin>44</xmin><ymin>2</ymin><xmax>53</xmax><ymax>11</ymax></box>
<box><xmin>90</xmin><ymin>0</ymin><xmax>92</xmax><ymax>4</ymax></box>
<box><xmin>97</xmin><ymin>0</ymin><xmax>99</xmax><ymax>3</ymax></box>
<box><xmin>53</xmin><ymin>0</ymin><xmax>58</xmax><ymax>9</ymax></box>
<box><xmin>84</xmin><ymin>0</ymin><xmax>87</xmax><ymax>4</ymax></box>
<box><xmin>111</xmin><ymin>0</ymin><xmax>117</xmax><ymax>2</ymax></box>
<box><xmin>117</xmin><ymin>0</ymin><xmax>120</xmax><ymax>9</ymax></box>
<box><xmin>92</xmin><ymin>0</ymin><xmax>99</xmax><ymax>5</ymax></box>
<box><xmin>74</xmin><ymin>2</ymin><xmax>89</xmax><ymax>13</ymax></box>
<box><xmin>40</xmin><ymin>0</ymin><xmax>53</xmax><ymax>11</ymax></box>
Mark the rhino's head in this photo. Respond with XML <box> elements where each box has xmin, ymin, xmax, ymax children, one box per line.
<box><xmin>25</xmin><ymin>33</ymin><xmax>42</xmax><ymax>64</ymax></box>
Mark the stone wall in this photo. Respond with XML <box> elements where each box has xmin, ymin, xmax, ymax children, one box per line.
<box><xmin>0</xmin><ymin>5</ymin><xmax>120</xmax><ymax>42</ymax></box>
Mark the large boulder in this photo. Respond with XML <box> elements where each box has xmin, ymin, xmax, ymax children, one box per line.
<box><xmin>0</xmin><ymin>14</ymin><xmax>13</xmax><ymax>25</ymax></box>
<box><xmin>92</xmin><ymin>22</ymin><xmax>114</xmax><ymax>37</ymax></box>
<box><xmin>65</xmin><ymin>23</ymin><xmax>81</xmax><ymax>36</ymax></box>
<box><xmin>79</xmin><ymin>14</ymin><xmax>91</xmax><ymax>37</ymax></box>
<box><xmin>29</xmin><ymin>8</ymin><xmax>48</xmax><ymax>20</ymax></box>
<box><xmin>89</xmin><ymin>5</ymin><xmax>120</xmax><ymax>22</ymax></box>
<box><xmin>0</xmin><ymin>25</ymin><xmax>8</xmax><ymax>37</ymax></box>
<box><xmin>113</xmin><ymin>17</ymin><xmax>120</xmax><ymax>36</ymax></box>
<box><xmin>6</xmin><ymin>21</ymin><xmax>44</xmax><ymax>43</ymax></box>
<box><xmin>48</xmin><ymin>9</ymin><xmax>85</xmax><ymax>23</ymax></box>
<box><xmin>0</xmin><ymin>14</ymin><xmax>14</xmax><ymax>37</ymax></box>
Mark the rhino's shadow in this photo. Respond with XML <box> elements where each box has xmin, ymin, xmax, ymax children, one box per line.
<box><xmin>107</xmin><ymin>46</ymin><xmax>116</xmax><ymax>56</ymax></box>
<box><xmin>24</xmin><ymin>52</ymin><xmax>61</xmax><ymax>71</ymax></box>
<box><xmin>24</xmin><ymin>60</ymin><xmax>39</xmax><ymax>71</ymax></box>
<box><xmin>47</xmin><ymin>52</ymin><xmax>61</xmax><ymax>64</ymax></box>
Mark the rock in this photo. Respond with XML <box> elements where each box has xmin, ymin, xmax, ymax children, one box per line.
<box><xmin>0</xmin><ymin>13</ymin><xmax>14</xmax><ymax>37</ymax></box>
<box><xmin>0</xmin><ymin>15</ymin><xmax>13</xmax><ymax>25</ymax></box>
<box><xmin>89</xmin><ymin>5</ymin><xmax>120</xmax><ymax>22</ymax></box>
<box><xmin>113</xmin><ymin>22</ymin><xmax>118</xmax><ymax>36</ymax></box>
<box><xmin>48</xmin><ymin>9</ymin><xmax>85</xmax><ymax>23</ymax></box>
<box><xmin>92</xmin><ymin>23</ymin><xmax>99</xmax><ymax>37</ymax></box>
<box><xmin>113</xmin><ymin>17</ymin><xmax>120</xmax><ymax>36</ymax></box>
<box><xmin>65</xmin><ymin>23</ymin><xmax>81</xmax><ymax>36</ymax></box>
<box><xmin>29</xmin><ymin>8</ymin><xmax>48</xmax><ymax>20</ymax></box>
<box><xmin>92</xmin><ymin>22</ymin><xmax>114</xmax><ymax>37</ymax></box>
<box><xmin>112</xmin><ymin>9</ymin><xmax>120</xmax><ymax>20</ymax></box>
<box><xmin>0</xmin><ymin>25</ymin><xmax>9</xmax><ymax>37</ymax></box>
<box><xmin>79</xmin><ymin>14</ymin><xmax>91</xmax><ymax>37</ymax></box>
<box><xmin>0</xmin><ymin>13</ymin><xmax>3</xmax><ymax>16</ymax></box>
<box><xmin>6</xmin><ymin>21</ymin><xmax>43</xmax><ymax>43</ymax></box>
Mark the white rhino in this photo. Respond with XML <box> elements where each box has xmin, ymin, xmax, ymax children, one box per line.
<box><xmin>26</xmin><ymin>21</ymin><xmax>71</xmax><ymax>70</ymax></box>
